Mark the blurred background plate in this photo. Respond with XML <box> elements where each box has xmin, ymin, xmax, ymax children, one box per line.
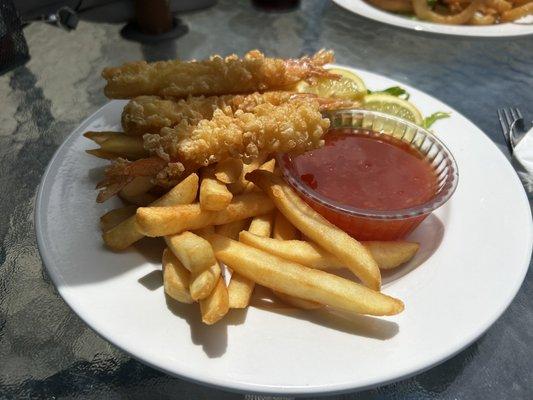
<box><xmin>333</xmin><ymin>0</ymin><xmax>533</xmax><ymax>37</ymax></box>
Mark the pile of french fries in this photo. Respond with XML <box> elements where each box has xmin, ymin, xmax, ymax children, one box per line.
<box><xmin>98</xmin><ymin>155</ymin><xmax>419</xmax><ymax>325</ymax></box>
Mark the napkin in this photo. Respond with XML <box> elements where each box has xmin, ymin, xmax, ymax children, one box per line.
<box><xmin>512</xmin><ymin>126</ymin><xmax>533</xmax><ymax>197</ymax></box>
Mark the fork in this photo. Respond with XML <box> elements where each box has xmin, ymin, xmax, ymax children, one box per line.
<box><xmin>497</xmin><ymin>107</ymin><xmax>525</xmax><ymax>155</ymax></box>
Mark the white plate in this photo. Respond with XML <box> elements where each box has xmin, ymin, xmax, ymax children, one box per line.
<box><xmin>36</xmin><ymin>67</ymin><xmax>532</xmax><ymax>395</ymax></box>
<box><xmin>333</xmin><ymin>0</ymin><xmax>533</xmax><ymax>37</ymax></box>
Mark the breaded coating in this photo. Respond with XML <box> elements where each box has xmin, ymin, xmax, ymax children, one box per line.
<box><xmin>97</xmin><ymin>98</ymin><xmax>329</xmax><ymax>202</ymax></box>
<box><xmin>121</xmin><ymin>95</ymin><xmax>227</xmax><ymax>136</ymax></box>
<box><xmin>121</xmin><ymin>91</ymin><xmax>355</xmax><ymax>136</ymax></box>
<box><xmin>144</xmin><ymin>98</ymin><xmax>329</xmax><ymax>168</ymax></box>
<box><xmin>102</xmin><ymin>50</ymin><xmax>336</xmax><ymax>99</ymax></box>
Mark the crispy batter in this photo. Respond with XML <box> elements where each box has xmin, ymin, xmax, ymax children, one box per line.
<box><xmin>102</xmin><ymin>50</ymin><xmax>336</xmax><ymax>99</ymax></box>
<box><xmin>122</xmin><ymin>91</ymin><xmax>355</xmax><ymax>138</ymax></box>
<box><xmin>121</xmin><ymin>92</ymin><xmax>294</xmax><ymax>136</ymax></box>
<box><xmin>144</xmin><ymin>98</ymin><xmax>329</xmax><ymax>170</ymax></box>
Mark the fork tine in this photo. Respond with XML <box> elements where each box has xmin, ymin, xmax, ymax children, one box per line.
<box><xmin>497</xmin><ymin>109</ymin><xmax>509</xmax><ymax>134</ymax></box>
<box><xmin>497</xmin><ymin>108</ymin><xmax>515</xmax><ymax>155</ymax></box>
<box><xmin>515</xmin><ymin>107</ymin><xmax>524</xmax><ymax>120</ymax></box>
<box><xmin>503</xmin><ymin>108</ymin><xmax>514</xmax><ymax>128</ymax></box>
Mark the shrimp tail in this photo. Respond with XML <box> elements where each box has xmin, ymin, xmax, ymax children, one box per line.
<box><xmin>96</xmin><ymin>157</ymin><xmax>168</xmax><ymax>202</ymax></box>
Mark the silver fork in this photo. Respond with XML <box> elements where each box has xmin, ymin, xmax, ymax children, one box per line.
<box><xmin>497</xmin><ymin>107</ymin><xmax>525</xmax><ymax>155</ymax></box>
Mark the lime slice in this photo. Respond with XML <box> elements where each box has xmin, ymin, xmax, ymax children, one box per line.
<box><xmin>294</xmin><ymin>68</ymin><xmax>367</xmax><ymax>101</ymax></box>
<box><xmin>363</xmin><ymin>93</ymin><xmax>424</xmax><ymax>125</ymax></box>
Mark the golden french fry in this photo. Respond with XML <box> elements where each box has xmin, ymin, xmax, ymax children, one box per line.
<box><xmin>215</xmin><ymin>219</ymin><xmax>250</xmax><ymax>240</ymax></box>
<box><xmin>227</xmin><ymin>211</ymin><xmax>273</xmax><ymax>309</ymax></box>
<box><xmin>227</xmin><ymin>154</ymin><xmax>268</xmax><ymax>195</ymax></box>
<box><xmin>200</xmin><ymin>277</ymin><xmax>229</xmax><ymax>325</ymax></box>
<box><xmin>247</xmin><ymin>212</ymin><xmax>274</xmax><ymax>238</ymax></box>
<box><xmin>190</xmin><ymin>261</ymin><xmax>221</xmax><ymax>301</ymax></box>
<box><xmin>103</xmin><ymin>173</ymin><xmax>199</xmax><ymax>250</ymax></box>
<box><xmin>100</xmin><ymin>206</ymin><xmax>137</xmax><ymax>232</ymax></box>
<box><xmin>162</xmin><ymin>248</ymin><xmax>193</xmax><ymax>304</ymax></box>
<box><xmin>203</xmin><ymin>233</ymin><xmax>403</xmax><ymax>316</ymax></box>
<box><xmin>362</xmin><ymin>241</ymin><xmax>420</xmax><ymax>270</ymax></box>
<box><xmin>214</xmin><ymin>158</ymin><xmax>243</xmax><ymax>184</ymax></box>
<box><xmin>85</xmin><ymin>148</ymin><xmax>118</xmax><ymax>160</ymax></box>
<box><xmin>239</xmin><ymin>232</ymin><xmax>418</xmax><ymax>271</ymax></box>
<box><xmin>165</xmin><ymin>231</ymin><xmax>219</xmax><ymax>300</ymax></box>
<box><xmin>273</xmin><ymin>211</ymin><xmax>299</xmax><ymax>240</ymax></box>
<box><xmin>239</xmin><ymin>231</ymin><xmax>343</xmax><ymax>270</ymax></box>
<box><xmin>136</xmin><ymin>192</ymin><xmax>274</xmax><ymax>237</ymax></box>
<box><xmin>246</xmin><ymin>170</ymin><xmax>381</xmax><ymax>290</ymax></box>
<box><xmin>199</xmin><ymin>172</ymin><xmax>233</xmax><ymax>211</ymax></box>
<box><xmin>227</xmin><ymin>274</ymin><xmax>255</xmax><ymax>309</ymax></box>
<box><xmin>119</xmin><ymin>191</ymin><xmax>158</xmax><ymax>206</ymax></box>
<box><xmin>120</xmin><ymin>176</ymin><xmax>154</xmax><ymax>198</ymax></box>
<box><xmin>165</xmin><ymin>231</ymin><xmax>216</xmax><ymax>271</ymax></box>
<box><xmin>272</xmin><ymin>290</ymin><xmax>323</xmax><ymax>310</ymax></box>
<box><xmin>213</xmin><ymin>158</ymin><xmax>273</xmax><ymax>240</ymax></box>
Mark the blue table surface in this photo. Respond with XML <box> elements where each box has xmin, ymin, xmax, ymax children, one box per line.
<box><xmin>1</xmin><ymin>0</ymin><xmax>532</xmax><ymax>398</ymax></box>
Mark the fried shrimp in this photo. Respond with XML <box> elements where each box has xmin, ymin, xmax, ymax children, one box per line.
<box><xmin>97</xmin><ymin>97</ymin><xmax>330</xmax><ymax>202</ymax></box>
<box><xmin>121</xmin><ymin>91</ymin><xmax>356</xmax><ymax>136</ymax></box>
<box><xmin>145</xmin><ymin>98</ymin><xmax>329</xmax><ymax>166</ymax></box>
<box><xmin>102</xmin><ymin>50</ymin><xmax>337</xmax><ymax>99</ymax></box>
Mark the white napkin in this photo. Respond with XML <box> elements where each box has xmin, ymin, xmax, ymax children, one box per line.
<box><xmin>512</xmin><ymin>126</ymin><xmax>533</xmax><ymax>197</ymax></box>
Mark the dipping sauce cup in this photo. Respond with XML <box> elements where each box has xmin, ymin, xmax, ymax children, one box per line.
<box><xmin>277</xmin><ymin>109</ymin><xmax>459</xmax><ymax>240</ymax></box>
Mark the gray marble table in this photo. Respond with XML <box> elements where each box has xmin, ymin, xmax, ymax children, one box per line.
<box><xmin>1</xmin><ymin>0</ymin><xmax>532</xmax><ymax>398</ymax></box>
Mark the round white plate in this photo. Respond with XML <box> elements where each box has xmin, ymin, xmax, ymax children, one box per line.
<box><xmin>333</xmin><ymin>0</ymin><xmax>533</xmax><ymax>37</ymax></box>
<box><xmin>36</xmin><ymin>67</ymin><xmax>532</xmax><ymax>395</ymax></box>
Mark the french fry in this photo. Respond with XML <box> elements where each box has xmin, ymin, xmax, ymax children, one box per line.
<box><xmin>136</xmin><ymin>192</ymin><xmax>274</xmax><ymax>237</ymax></box>
<box><xmin>162</xmin><ymin>248</ymin><xmax>193</xmax><ymax>304</ymax></box>
<box><xmin>165</xmin><ymin>232</ymin><xmax>220</xmax><ymax>300</ymax></box>
<box><xmin>239</xmin><ymin>232</ymin><xmax>419</xmax><ymax>271</ymax></box>
<box><xmin>272</xmin><ymin>290</ymin><xmax>323</xmax><ymax>310</ymax></box>
<box><xmin>227</xmin><ymin>212</ymin><xmax>273</xmax><ymax>308</ymax></box>
<box><xmin>214</xmin><ymin>158</ymin><xmax>243</xmax><ymax>184</ymax></box>
<box><xmin>363</xmin><ymin>241</ymin><xmax>420</xmax><ymax>270</ymax></box>
<box><xmin>200</xmin><ymin>277</ymin><xmax>229</xmax><ymax>325</ymax></box>
<box><xmin>120</xmin><ymin>176</ymin><xmax>154</xmax><ymax>197</ymax></box>
<box><xmin>199</xmin><ymin>169</ymin><xmax>233</xmax><ymax>211</ymax></box>
<box><xmin>215</xmin><ymin>219</ymin><xmax>250</xmax><ymax>240</ymax></box>
<box><xmin>213</xmin><ymin>158</ymin><xmax>272</xmax><ymax>239</ymax></box>
<box><xmin>100</xmin><ymin>206</ymin><xmax>137</xmax><ymax>232</ymax></box>
<box><xmin>273</xmin><ymin>211</ymin><xmax>299</xmax><ymax>240</ymax></box>
<box><xmin>227</xmin><ymin>154</ymin><xmax>268</xmax><ymax>195</ymax></box>
<box><xmin>246</xmin><ymin>170</ymin><xmax>381</xmax><ymax>290</ymax></box>
<box><xmin>103</xmin><ymin>173</ymin><xmax>199</xmax><ymax>250</ymax></box>
<box><xmin>190</xmin><ymin>262</ymin><xmax>221</xmax><ymax>301</ymax></box>
<box><xmin>203</xmin><ymin>233</ymin><xmax>403</xmax><ymax>316</ymax></box>
<box><xmin>247</xmin><ymin>212</ymin><xmax>274</xmax><ymax>238</ymax></box>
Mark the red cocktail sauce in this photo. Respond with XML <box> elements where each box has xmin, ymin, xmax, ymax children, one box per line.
<box><xmin>287</xmin><ymin>128</ymin><xmax>438</xmax><ymax>240</ymax></box>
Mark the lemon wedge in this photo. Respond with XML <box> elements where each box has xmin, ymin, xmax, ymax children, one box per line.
<box><xmin>294</xmin><ymin>68</ymin><xmax>367</xmax><ymax>101</ymax></box>
<box><xmin>363</xmin><ymin>93</ymin><xmax>424</xmax><ymax>126</ymax></box>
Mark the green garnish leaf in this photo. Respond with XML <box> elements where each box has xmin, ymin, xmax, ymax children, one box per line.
<box><xmin>368</xmin><ymin>86</ymin><xmax>410</xmax><ymax>100</ymax></box>
<box><xmin>423</xmin><ymin>111</ymin><xmax>451</xmax><ymax>129</ymax></box>
<box><xmin>427</xmin><ymin>0</ymin><xmax>437</xmax><ymax>7</ymax></box>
